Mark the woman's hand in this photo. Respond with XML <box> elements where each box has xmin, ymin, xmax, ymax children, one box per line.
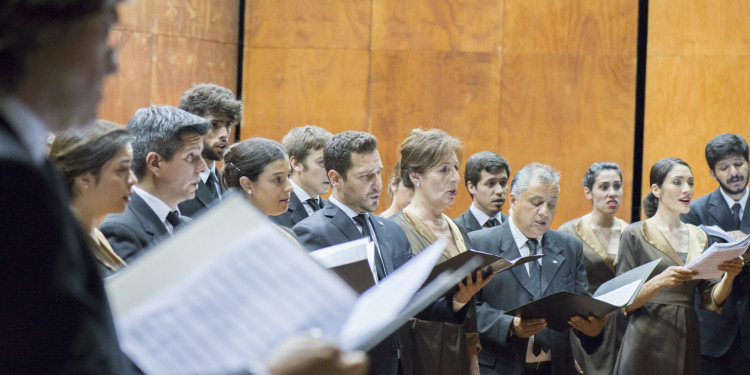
<box><xmin>653</xmin><ymin>266</ymin><xmax>696</xmax><ymax>289</ymax></box>
<box><xmin>454</xmin><ymin>270</ymin><xmax>493</xmax><ymax>304</ymax></box>
<box><xmin>718</xmin><ymin>257</ymin><xmax>745</xmax><ymax>279</ymax></box>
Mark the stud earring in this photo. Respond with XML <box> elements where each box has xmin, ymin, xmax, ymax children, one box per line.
<box><xmin>246</xmin><ymin>190</ymin><xmax>252</xmax><ymax>195</ymax></box>
<box><xmin>84</xmin><ymin>185</ymin><xmax>88</xmax><ymax>189</ymax></box>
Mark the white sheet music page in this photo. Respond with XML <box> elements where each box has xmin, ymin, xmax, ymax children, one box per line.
<box><xmin>685</xmin><ymin>234</ymin><xmax>750</xmax><ymax>279</ymax></box>
<box><xmin>309</xmin><ymin>237</ymin><xmax>370</xmax><ymax>268</ymax></box>
<box><xmin>114</xmin><ymin>223</ymin><xmax>358</xmax><ymax>375</ymax></box>
<box><xmin>594</xmin><ymin>279</ymin><xmax>642</xmax><ymax>307</ymax></box>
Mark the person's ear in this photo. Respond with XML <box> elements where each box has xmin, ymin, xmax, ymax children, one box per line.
<box><xmin>583</xmin><ymin>187</ymin><xmax>593</xmax><ymax>200</ymax></box>
<box><xmin>74</xmin><ymin>173</ymin><xmax>93</xmax><ymax>192</ymax></box>
<box><xmin>329</xmin><ymin>170</ymin><xmax>343</xmax><ymax>188</ymax></box>
<box><xmin>240</xmin><ymin>176</ymin><xmax>254</xmax><ymax>194</ymax></box>
<box><xmin>467</xmin><ymin>181</ymin><xmax>477</xmax><ymax>197</ymax></box>
<box><xmin>290</xmin><ymin>156</ymin><xmax>303</xmax><ymax>173</ymax></box>
<box><xmin>708</xmin><ymin>168</ymin><xmax>718</xmax><ymax>182</ymax></box>
<box><xmin>651</xmin><ymin>184</ymin><xmax>660</xmax><ymax>199</ymax></box>
<box><xmin>409</xmin><ymin>171</ymin><xmax>421</xmax><ymax>187</ymax></box>
<box><xmin>145</xmin><ymin>152</ymin><xmax>163</xmax><ymax>177</ymax></box>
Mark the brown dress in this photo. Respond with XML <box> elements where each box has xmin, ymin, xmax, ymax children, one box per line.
<box><xmin>613</xmin><ymin>221</ymin><xmax>721</xmax><ymax>375</ymax></box>
<box><xmin>559</xmin><ymin>217</ymin><xmax>628</xmax><ymax>375</ymax></box>
<box><xmin>392</xmin><ymin>210</ymin><xmax>480</xmax><ymax>375</ymax></box>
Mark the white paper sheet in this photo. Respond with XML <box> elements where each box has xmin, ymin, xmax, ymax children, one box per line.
<box><xmin>309</xmin><ymin>237</ymin><xmax>370</xmax><ymax>268</ymax></box>
<box><xmin>594</xmin><ymin>279</ymin><xmax>642</xmax><ymax>306</ymax></box>
<box><xmin>685</xmin><ymin>235</ymin><xmax>749</xmax><ymax>279</ymax></box>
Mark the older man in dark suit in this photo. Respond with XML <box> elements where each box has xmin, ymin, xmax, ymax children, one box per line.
<box><xmin>0</xmin><ymin>1</ymin><xmax>134</xmax><ymax>373</ymax></box>
<box><xmin>455</xmin><ymin>151</ymin><xmax>511</xmax><ymax>232</ymax></box>
<box><xmin>293</xmin><ymin>131</ymin><xmax>486</xmax><ymax>375</ymax></box>
<box><xmin>681</xmin><ymin>133</ymin><xmax>750</xmax><ymax>374</ymax></box>
<box><xmin>469</xmin><ymin>163</ymin><xmax>606</xmax><ymax>375</ymax></box>
<box><xmin>177</xmin><ymin>83</ymin><xmax>242</xmax><ymax>217</ymax></box>
<box><xmin>99</xmin><ymin>106</ymin><xmax>209</xmax><ymax>263</ymax></box>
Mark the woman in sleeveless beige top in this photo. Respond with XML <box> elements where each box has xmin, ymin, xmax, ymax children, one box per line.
<box><xmin>391</xmin><ymin>129</ymin><xmax>491</xmax><ymax>375</ymax></box>
<box><xmin>614</xmin><ymin>158</ymin><xmax>744</xmax><ymax>375</ymax></box>
<box><xmin>559</xmin><ymin>162</ymin><xmax>628</xmax><ymax>375</ymax></box>
<box><xmin>50</xmin><ymin>120</ymin><xmax>135</xmax><ymax>276</ymax></box>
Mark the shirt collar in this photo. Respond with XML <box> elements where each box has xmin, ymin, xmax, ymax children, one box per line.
<box><xmin>0</xmin><ymin>95</ymin><xmax>50</xmax><ymax>166</ymax></box>
<box><xmin>132</xmin><ymin>186</ymin><xmax>177</xmax><ymax>223</ymax></box>
<box><xmin>199</xmin><ymin>161</ymin><xmax>216</xmax><ymax>183</ymax></box>
<box><xmin>291</xmin><ymin>180</ymin><xmax>314</xmax><ymax>202</ymax></box>
<box><xmin>719</xmin><ymin>186</ymin><xmax>749</xmax><ymax>211</ymax></box>
<box><xmin>508</xmin><ymin>216</ymin><xmax>543</xmax><ymax>252</ymax></box>
<box><xmin>328</xmin><ymin>195</ymin><xmax>359</xmax><ymax>220</ymax></box>
<box><xmin>469</xmin><ymin>201</ymin><xmax>503</xmax><ymax>226</ymax></box>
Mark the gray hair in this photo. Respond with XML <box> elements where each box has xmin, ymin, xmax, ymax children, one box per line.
<box><xmin>128</xmin><ymin>105</ymin><xmax>209</xmax><ymax>179</ymax></box>
<box><xmin>510</xmin><ymin>163</ymin><xmax>561</xmax><ymax>197</ymax></box>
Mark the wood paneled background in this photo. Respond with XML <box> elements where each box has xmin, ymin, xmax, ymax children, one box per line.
<box><xmin>642</xmin><ymin>0</ymin><xmax>750</xmax><ymax>219</ymax></box>
<box><xmin>100</xmin><ymin>0</ymin><xmax>746</xmax><ymax>226</ymax></box>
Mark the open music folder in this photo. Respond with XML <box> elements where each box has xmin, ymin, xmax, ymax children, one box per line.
<box><xmin>505</xmin><ymin>258</ymin><xmax>662</xmax><ymax>331</ymax></box>
<box><xmin>105</xmin><ymin>193</ymin><xmax>480</xmax><ymax>375</ymax></box>
<box><xmin>689</xmin><ymin>225</ymin><xmax>750</xmax><ymax>279</ymax></box>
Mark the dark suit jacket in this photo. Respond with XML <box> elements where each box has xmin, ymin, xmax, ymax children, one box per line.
<box><xmin>681</xmin><ymin>187</ymin><xmax>750</xmax><ymax>359</ymax></box>
<box><xmin>293</xmin><ymin>203</ymin><xmax>466</xmax><ymax>375</ymax></box>
<box><xmin>178</xmin><ymin>172</ymin><xmax>222</xmax><ymax>218</ymax></box>
<box><xmin>0</xmin><ymin>118</ymin><xmax>133</xmax><ymax>374</ymax></box>
<box><xmin>469</xmin><ymin>223</ymin><xmax>602</xmax><ymax>375</ymax></box>
<box><xmin>454</xmin><ymin>207</ymin><xmax>508</xmax><ymax>233</ymax></box>
<box><xmin>270</xmin><ymin>191</ymin><xmax>324</xmax><ymax>229</ymax></box>
<box><xmin>99</xmin><ymin>191</ymin><xmax>191</xmax><ymax>264</ymax></box>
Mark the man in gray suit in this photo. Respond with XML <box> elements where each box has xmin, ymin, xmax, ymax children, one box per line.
<box><xmin>681</xmin><ymin>133</ymin><xmax>750</xmax><ymax>374</ymax></box>
<box><xmin>100</xmin><ymin>106</ymin><xmax>209</xmax><ymax>263</ymax></box>
<box><xmin>293</xmin><ymin>131</ymin><xmax>481</xmax><ymax>375</ymax></box>
<box><xmin>178</xmin><ymin>83</ymin><xmax>242</xmax><ymax>217</ymax></box>
<box><xmin>469</xmin><ymin>163</ymin><xmax>606</xmax><ymax>375</ymax></box>
<box><xmin>271</xmin><ymin>125</ymin><xmax>332</xmax><ymax>228</ymax></box>
<box><xmin>455</xmin><ymin>151</ymin><xmax>510</xmax><ymax>232</ymax></box>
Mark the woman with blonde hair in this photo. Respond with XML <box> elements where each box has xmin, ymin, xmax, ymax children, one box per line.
<box><xmin>392</xmin><ymin>128</ymin><xmax>490</xmax><ymax>375</ymax></box>
<box><xmin>50</xmin><ymin>120</ymin><xmax>137</xmax><ymax>276</ymax></box>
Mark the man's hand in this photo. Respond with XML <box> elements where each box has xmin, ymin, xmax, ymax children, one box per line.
<box><xmin>265</xmin><ymin>336</ymin><xmax>369</xmax><ymax>375</ymax></box>
<box><xmin>510</xmin><ymin>317</ymin><xmax>546</xmax><ymax>339</ymax></box>
<box><xmin>569</xmin><ymin>313</ymin><xmax>611</xmax><ymax>337</ymax></box>
<box><xmin>454</xmin><ymin>270</ymin><xmax>493</xmax><ymax>304</ymax></box>
<box><xmin>727</xmin><ymin>230</ymin><xmax>746</xmax><ymax>241</ymax></box>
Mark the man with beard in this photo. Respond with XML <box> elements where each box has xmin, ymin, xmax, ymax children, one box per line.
<box><xmin>681</xmin><ymin>133</ymin><xmax>750</xmax><ymax>374</ymax></box>
<box><xmin>178</xmin><ymin>83</ymin><xmax>241</xmax><ymax>217</ymax></box>
<box><xmin>455</xmin><ymin>151</ymin><xmax>511</xmax><ymax>232</ymax></box>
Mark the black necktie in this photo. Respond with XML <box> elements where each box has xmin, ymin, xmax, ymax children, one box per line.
<box><xmin>306</xmin><ymin>198</ymin><xmax>321</xmax><ymax>211</ymax></box>
<box><xmin>732</xmin><ymin>203</ymin><xmax>742</xmax><ymax>230</ymax></box>
<box><xmin>353</xmin><ymin>214</ymin><xmax>386</xmax><ymax>279</ymax></box>
<box><xmin>484</xmin><ymin>217</ymin><xmax>500</xmax><ymax>228</ymax></box>
<box><xmin>205</xmin><ymin>171</ymin><xmax>219</xmax><ymax>200</ymax></box>
<box><xmin>166</xmin><ymin>210</ymin><xmax>182</xmax><ymax>232</ymax></box>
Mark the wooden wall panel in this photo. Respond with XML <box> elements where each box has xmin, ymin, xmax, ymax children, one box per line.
<box><xmin>642</xmin><ymin>56</ymin><xmax>750</xmax><ymax>210</ymax></box>
<box><xmin>242</xmin><ymin>48</ymin><xmax>370</xmax><ymax>141</ymax></box>
<box><xmin>649</xmin><ymin>0</ymin><xmax>750</xmax><ymax>56</ymax></box>
<box><xmin>644</xmin><ymin>1</ymin><xmax>750</xmax><ymax>218</ymax></box>
<box><xmin>247</xmin><ymin>0</ymin><xmax>371</xmax><ymax>48</ymax></box>
<box><xmin>371</xmin><ymin>0</ymin><xmax>504</xmax><ymax>52</ymax></box>
<box><xmin>99</xmin><ymin>31</ymin><xmax>153</xmax><ymax>125</ymax></box>
<box><xmin>152</xmin><ymin>36</ymin><xmax>238</xmax><ymax>106</ymax></box>
<box><xmin>503</xmin><ymin>0</ymin><xmax>637</xmax><ymax>55</ymax></box>
<box><xmin>101</xmin><ymin>0</ymin><xmax>241</xmax><ymax>124</ymax></box>
<box><xmin>499</xmin><ymin>54</ymin><xmax>636</xmax><ymax>227</ymax></box>
<box><xmin>155</xmin><ymin>0</ymin><xmax>240</xmax><ymax>43</ymax></box>
<box><xmin>368</xmin><ymin>50</ymin><xmax>502</xmax><ymax>217</ymax></box>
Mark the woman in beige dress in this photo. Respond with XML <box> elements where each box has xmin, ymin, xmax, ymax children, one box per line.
<box><xmin>50</xmin><ymin>120</ymin><xmax>137</xmax><ymax>276</ymax></box>
<box><xmin>559</xmin><ymin>162</ymin><xmax>628</xmax><ymax>374</ymax></box>
<box><xmin>391</xmin><ymin>129</ymin><xmax>490</xmax><ymax>375</ymax></box>
<box><xmin>379</xmin><ymin>160</ymin><xmax>414</xmax><ymax>219</ymax></box>
<box><xmin>614</xmin><ymin>157</ymin><xmax>744</xmax><ymax>375</ymax></box>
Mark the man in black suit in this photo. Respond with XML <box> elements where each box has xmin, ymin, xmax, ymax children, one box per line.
<box><xmin>469</xmin><ymin>163</ymin><xmax>606</xmax><ymax>375</ymax></box>
<box><xmin>100</xmin><ymin>106</ymin><xmax>209</xmax><ymax>263</ymax></box>
<box><xmin>177</xmin><ymin>83</ymin><xmax>242</xmax><ymax>217</ymax></box>
<box><xmin>455</xmin><ymin>151</ymin><xmax>510</xmax><ymax>232</ymax></box>
<box><xmin>293</xmin><ymin>131</ymin><xmax>482</xmax><ymax>375</ymax></box>
<box><xmin>271</xmin><ymin>125</ymin><xmax>332</xmax><ymax>228</ymax></box>
<box><xmin>0</xmin><ymin>1</ymin><xmax>134</xmax><ymax>373</ymax></box>
<box><xmin>681</xmin><ymin>133</ymin><xmax>750</xmax><ymax>374</ymax></box>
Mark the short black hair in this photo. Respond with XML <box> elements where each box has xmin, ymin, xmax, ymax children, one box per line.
<box><xmin>463</xmin><ymin>151</ymin><xmax>510</xmax><ymax>198</ymax></box>
<box><xmin>324</xmin><ymin>131</ymin><xmax>377</xmax><ymax>179</ymax></box>
<box><xmin>582</xmin><ymin>162</ymin><xmax>622</xmax><ymax>190</ymax></box>
<box><xmin>705</xmin><ymin>134</ymin><xmax>749</xmax><ymax>170</ymax></box>
<box><xmin>222</xmin><ymin>138</ymin><xmax>288</xmax><ymax>189</ymax></box>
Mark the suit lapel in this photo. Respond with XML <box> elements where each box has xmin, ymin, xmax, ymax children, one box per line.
<box><xmin>193</xmin><ymin>180</ymin><xmax>213</xmax><ymax>207</ymax></box>
<box><xmin>368</xmin><ymin>213</ymin><xmax>394</xmax><ymax>274</ymax></box>
<box><xmin>324</xmin><ymin>204</ymin><xmax>361</xmax><ymax>241</ymax></box>
<box><xmin>130</xmin><ymin>192</ymin><xmax>168</xmax><ymax>237</ymax></box>
<box><xmin>288</xmin><ymin>192</ymin><xmax>310</xmax><ymax>224</ymax></box>
<box><xmin>539</xmin><ymin>235</ymin><xmax>566</xmax><ymax>295</ymax></box>
<box><xmin>465</xmin><ymin>209</ymin><xmax>482</xmax><ymax>231</ymax></box>
<box><xmin>497</xmin><ymin>224</ymin><xmax>538</xmax><ymax>298</ymax></box>
<box><xmin>708</xmin><ymin>189</ymin><xmax>736</xmax><ymax>230</ymax></box>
